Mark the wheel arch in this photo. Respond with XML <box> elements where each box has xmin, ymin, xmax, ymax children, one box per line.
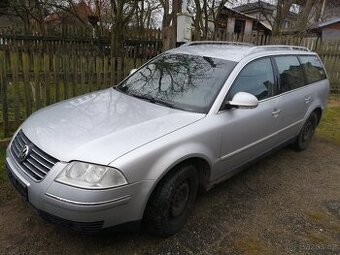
<box><xmin>141</xmin><ymin>155</ymin><xmax>212</xmax><ymax>217</ymax></box>
<box><xmin>313</xmin><ymin>107</ymin><xmax>322</xmax><ymax>125</ymax></box>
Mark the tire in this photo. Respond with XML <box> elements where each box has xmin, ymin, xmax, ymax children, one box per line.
<box><xmin>143</xmin><ymin>165</ymin><xmax>199</xmax><ymax>237</ymax></box>
<box><xmin>294</xmin><ymin>112</ymin><xmax>318</xmax><ymax>151</ymax></box>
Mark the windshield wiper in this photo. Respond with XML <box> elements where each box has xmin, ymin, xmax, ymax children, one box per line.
<box><xmin>131</xmin><ymin>94</ymin><xmax>175</xmax><ymax>109</ymax></box>
<box><xmin>131</xmin><ymin>93</ymin><xmax>156</xmax><ymax>103</ymax></box>
<box><xmin>153</xmin><ymin>99</ymin><xmax>175</xmax><ymax>108</ymax></box>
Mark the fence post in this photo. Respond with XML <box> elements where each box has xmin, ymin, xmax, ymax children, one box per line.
<box><xmin>10</xmin><ymin>46</ymin><xmax>21</xmax><ymax>128</ymax></box>
<box><xmin>33</xmin><ymin>49</ymin><xmax>42</xmax><ymax>110</ymax></box>
<box><xmin>44</xmin><ymin>49</ymin><xmax>51</xmax><ymax>106</ymax></box>
<box><xmin>22</xmin><ymin>48</ymin><xmax>32</xmax><ymax>117</ymax></box>
<box><xmin>53</xmin><ymin>51</ymin><xmax>60</xmax><ymax>103</ymax></box>
<box><xmin>0</xmin><ymin>50</ymin><xmax>9</xmax><ymax>137</ymax></box>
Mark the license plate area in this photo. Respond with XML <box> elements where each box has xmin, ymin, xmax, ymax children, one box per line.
<box><xmin>6</xmin><ymin>163</ymin><xmax>28</xmax><ymax>201</ymax></box>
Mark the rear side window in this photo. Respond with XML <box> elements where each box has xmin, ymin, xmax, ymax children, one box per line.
<box><xmin>275</xmin><ymin>56</ymin><xmax>305</xmax><ymax>92</ymax></box>
<box><xmin>299</xmin><ymin>55</ymin><xmax>326</xmax><ymax>84</ymax></box>
<box><xmin>228</xmin><ymin>58</ymin><xmax>275</xmax><ymax>101</ymax></box>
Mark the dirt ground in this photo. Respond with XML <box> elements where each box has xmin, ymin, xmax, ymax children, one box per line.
<box><xmin>0</xmin><ymin>140</ymin><xmax>339</xmax><ymax>255</ymax></box>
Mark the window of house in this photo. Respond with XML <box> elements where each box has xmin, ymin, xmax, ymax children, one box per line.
<box><xmin>234</xmin><ymin>19</ymin><xmax>245</xmax><ymax>34</ymax></box>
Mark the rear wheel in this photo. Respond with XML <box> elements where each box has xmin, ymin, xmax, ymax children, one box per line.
<box><xmin>294</xmin><ymin>112</ymin><xmax>318</xmax><ymax>151</ymax></box>
<box><xmin>143</xmin><ymin>165</ymin><xmax>198</xmax><ymax>237</ymax></box>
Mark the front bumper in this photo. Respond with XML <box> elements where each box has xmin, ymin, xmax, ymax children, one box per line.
<box><xmin>5</xmin><ymin>147</ymin><xmax>154</xmax><ymax>232</ymax></box>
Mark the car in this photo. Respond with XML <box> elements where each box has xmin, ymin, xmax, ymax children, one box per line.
<box><xmin>5</xmin><ymin>42</ymin><xmax>329</xmax><ymax>237</ymax></box>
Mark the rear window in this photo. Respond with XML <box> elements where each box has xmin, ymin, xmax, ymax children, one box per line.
<box><xmin>299</xmin><ymin>55</ymin><xmax>327</xmax><ymax>84</ymax></box>
<box><xmin>274</xmin><ymin>56</ymin><xmax>305</xmax><ymax>92</ymax></box>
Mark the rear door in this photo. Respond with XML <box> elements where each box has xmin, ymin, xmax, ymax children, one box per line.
<box><xmin>273</xmin><ymin>55</ymin><xmax>311</xmax><ymax>143</ymax></box>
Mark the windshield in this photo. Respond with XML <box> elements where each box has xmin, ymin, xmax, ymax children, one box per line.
<box><xmin>116</xmin><ymin>53</ymin><xmax>237</xmax><ymax>113</ymax></box>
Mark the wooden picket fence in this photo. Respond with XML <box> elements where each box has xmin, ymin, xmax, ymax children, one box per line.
<box><xmin>0</xmin><ymin>30</ymin><xmax>340</xmax><ymax>138</ymax></box>
<box><xmin>0</xmin><ymin>29</ymin><xmax>162</xmax><ymax>138</ymax></box>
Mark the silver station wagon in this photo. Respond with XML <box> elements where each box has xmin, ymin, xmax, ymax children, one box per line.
<box><xmin>6</xmin><ymin>42</ymin><xmax>329</xmax><ymax>237</ymax></box>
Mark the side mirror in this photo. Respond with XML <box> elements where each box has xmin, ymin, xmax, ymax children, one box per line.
<box><xmin>129</xmin><ymin>68</ymin><xmax>137</xmax><ymax>76</ymax></box>
<box><xmin>228</xmin><ymin>92</ymin><xmax>258</xmax><ymax>108</ymax></box>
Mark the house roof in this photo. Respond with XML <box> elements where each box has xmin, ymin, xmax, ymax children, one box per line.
<box><xmin>316</xmin><ymin>17</ymin><xmax>340</xmax><ymax>28</ymax></box>
<box><xmin>220</xmin><ymin>6</ymin><xmax>272</xmax><ymax>31</ymax></box>
<box><xmin>233</xmin><ymin>1</ymin><xmax>276</xmax><ymax>13</ymax></box>
<box><xmin>309</xmin><ymin>17</ymin><xmax>340</xmax><ymax>32</ymax></box>
<box><xmin>232</xmin><ymin>0</ymin><xmax>297</xmax><ymax>18</ymax></box>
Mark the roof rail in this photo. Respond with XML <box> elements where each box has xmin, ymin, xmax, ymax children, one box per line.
<box><xmin>180</xmin><ymin>41</ymin><xmax>254</xmax><ymax>47</ymax></box>
<box><xmin>247</xmin><ymin>45</ymin><xmax>310</xmax><ymax>54</ymax></box>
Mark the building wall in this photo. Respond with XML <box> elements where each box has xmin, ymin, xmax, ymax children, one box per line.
<box><xmin>322</xmin><ymin>29</ymin><xmax>340</xmax><ymax>39</ymax></box>
<box><xmin>327</xmin><ymin>23</ymin><xmax>340</xmax><ymax>30</ymax></box>
<box><xmin>244</xmin><ymin>19</ymin><xmax>253</xmax><ymax>34</ymax></box>
<box><xmin>227</xmin><ymin>17</ymin><xmax>235</xmax><ymax>34</ymax></box>
<box><xmin>321</xmin><ymin>22</ymin><xmax>340</xmax><ymax>39</ymax></box>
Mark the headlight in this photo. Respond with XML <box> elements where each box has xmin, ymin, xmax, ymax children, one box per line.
<box><xmin>55</xmin><ymin>162</ymin><xmax>128</xmax><ymax>189</ymax></box>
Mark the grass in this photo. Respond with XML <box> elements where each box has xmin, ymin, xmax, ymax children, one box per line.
<box><xmin>0</xmin><ymin>148</ymin><xmax>6</xmax><ymax>183</ymax></box>
<box><xmin>316</xmin><ymin>106</ymin><xmax>340</xmax><ymax>145</ymax></box>
<box><xmin>0</xmin><ymin>147</ymin><xmax>11</xmax><ymax>204</ymax></box>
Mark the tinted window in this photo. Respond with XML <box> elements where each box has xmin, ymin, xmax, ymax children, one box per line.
<box><xmin>275</xmin><ymin>56</ymin><xmax>305</xmax><ymax>92</ymax></box>
<box><xmin>299</xmin><ymin>55</ymin><xmax>326</xmax><ymax>84</ymax></box>
<box><xmin>116</xmin><ymin>53</ymin><xmax>236</xmax><ymax>113</ymax></box>
<box><xmin>228</xmin><ymin>58</ymin><xmax>274</xmax><ymax>100</ymax></box>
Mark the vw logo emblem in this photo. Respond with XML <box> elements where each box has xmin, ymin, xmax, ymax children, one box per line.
<box><xmin>19</xmin><ymin>145</ymin><xmax>30</xmax><ymax>162</ymax></box>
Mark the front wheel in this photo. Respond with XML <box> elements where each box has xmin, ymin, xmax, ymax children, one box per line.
<box><xmin>294</xmin><ymin>112</ymin><xmax>318</xmax><ymax>151</ymax></box>
<box><xmin>143</xmin><ymin>165</ymin><xmax>198</xmax><ymax>237</ymax></box>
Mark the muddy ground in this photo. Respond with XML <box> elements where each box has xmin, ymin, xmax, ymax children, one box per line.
<box><xmin>0</xmin><ymin>140</ymin><xmax>339</xmax><ymax>255</ymax></box>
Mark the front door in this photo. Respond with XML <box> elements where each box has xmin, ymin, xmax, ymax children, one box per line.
<box><xmin>215</xmin><ymin>57</ymin><xmax>279</xmax><ymax>179</ymax></box>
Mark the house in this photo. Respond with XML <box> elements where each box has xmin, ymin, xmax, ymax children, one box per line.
<box><xmin>215</xmin><ymin>6</ymin><xmax>271</xmax><ymax>41</ymax></box>
<box><xmin>309</xmin><ymin>18</ymin><xmax>340</xmax><ymax>39</ymax></box>
<box><xmin>44</xmin><ymin>1</ymin><xmax>97</xmax><ymax>26</ymax></box>
<box><xmin>232</xmin><ymin>0</ymin><xmax>298</xmax><ymax>30</ymax></box>
<box><xmin>318</xmin><ymin>0</ymin><xmax>340</xmax><ymax>22</ymax></box>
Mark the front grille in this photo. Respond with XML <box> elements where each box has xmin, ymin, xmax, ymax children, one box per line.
<box><xmin>10</xmin><ymin>130</ymin><xmax>59</xmax><ymax>181</ymax></box>
<box><xmin>38</xmin><ymin>210</ymin><xmax>104</xmax><ymax>233</ymax></box>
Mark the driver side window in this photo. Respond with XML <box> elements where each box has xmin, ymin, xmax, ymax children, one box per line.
<box><xmin>228</xmin><ymin>58</ymin><xmax>275</xmax><ymax>101</ymax></box>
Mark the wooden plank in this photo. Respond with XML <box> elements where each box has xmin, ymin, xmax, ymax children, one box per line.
<box><xmin>62</xmin><ymin>48</ymin><xmax>68</xmax><ymax>99</ymax></box>
<box><xmin>117</xmin><ymin>57</ymin><xmax>122</xmax><ymax>83</ymax></box>
<box><xmin>96</xmin><ymin>56</ymin><xmax>101</xmax><ymax>90</ymax></box>
<box><xmin>88</xmin><ymin>53</ymin><xmax>93</xmax><ymax>92</ymax></box>
<box><xmin>53</xmin><ymin>52</ymin><xmax>60</xmax><ymax>102</ymax></box>
<box><xmin>71</xmin><ymin>51</ymin><xmax>77</xmax><ymax>97</ymax></box>
<box><xmin>44</xmin><ymin>50</ymin><xmax>51</xmax><ymax>106</ymax></box>
<box><xmin>80</xmin><ymin>55</ymin><xmax>86</xmax><ymax>93</ymax></box>
<box><xmin>103</xmin><ymin>56</ymin><xmax>108</xmax><ymax>87</ymax></box>
<box><xmin>10</xmin><ymin>47</ymin><xmax>21</xmax><ymax>128</ymax></box>
<box><xmin>33</xmin><ymin>51</ymin><xmax>42</xmax><ymax>109</ymax></box>
<box><xmin>112</xmin><ymin>55</ymin><xmax>116</xmax><ymax>86</ymax></box>
<box><xmin>22</xmin><ymin>49</ymin><xmax>32</xmax><ymax>117</ymax></box>
<box><xmin>0</xmin><ymin>50</ymin><xmax>9</xmax><ymax>137</ymax></box>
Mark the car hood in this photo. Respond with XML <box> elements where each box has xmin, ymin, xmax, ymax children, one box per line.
<box><xmin>21</xmin><ymin>88</ymin><xmax>205</xmax><ymax>165</ymax></box>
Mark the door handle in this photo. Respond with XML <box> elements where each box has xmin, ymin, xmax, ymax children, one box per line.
<box><xmin>305</xmin><ymin>97</ymin><xmax>311</xmax><ymax>104</ymax></box>
<box><xmin>272</xmin><ymin>109</ymin><xmax>281</xmax><ymax>117</ymax></box>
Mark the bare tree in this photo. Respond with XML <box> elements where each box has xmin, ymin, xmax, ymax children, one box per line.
<box><xmin>0</xmin><ymin>0</ymin><xmax>46</xmax><ymax>33</ymax></box>
<box><xmin>137</xmin><ymin>0</ymin><xmax>161</xmax><ymax>29</ymax></box>
<box><xmin>160</xmin><ymin>0</ymin><xmax>182</xmax><ymax>50</ymax></box>
<box><xmin>188</xmin><ymin>0</ymin><xmax>232</xmax><ymax>40</ymax></box>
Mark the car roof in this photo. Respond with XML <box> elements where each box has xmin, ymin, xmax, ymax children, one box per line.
<box><xmin>169</xmin><ymin>42</ymin><xmax>317</xmax><ymax>62</ymax></box>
